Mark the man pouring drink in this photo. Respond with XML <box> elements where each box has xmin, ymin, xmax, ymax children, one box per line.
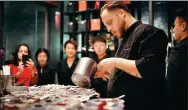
<box><xmin>95</xmin><ymin>1</ymin><xmax>168</xmax><ymax>110</ymax></box>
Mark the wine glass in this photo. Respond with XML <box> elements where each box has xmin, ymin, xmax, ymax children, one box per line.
<box><xmin>0</xmin><ymin>75</ymin><xmax>4</xmax><ymax>97</ymax></box>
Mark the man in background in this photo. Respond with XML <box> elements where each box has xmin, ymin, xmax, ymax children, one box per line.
<box><xmin>166</xmin><ymin>9</ymin><xmax>188</xmax><ymax>110</ymax></box>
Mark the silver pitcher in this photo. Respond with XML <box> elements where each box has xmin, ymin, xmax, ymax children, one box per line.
<box><xmin>71</xmin><ymin>57</ymin><xmax>97</xmax><ymax>88</ymax></box>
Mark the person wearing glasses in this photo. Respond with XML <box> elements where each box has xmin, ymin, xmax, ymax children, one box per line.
<box><xmin>95</xmin><ymin>1</ymin><xmax>168</xmax><ymax>110</ymax></box>
<box><xmin>166</xmin><ymin>9</ymin><xmax>187</xmax><ymax>110</ymax></box>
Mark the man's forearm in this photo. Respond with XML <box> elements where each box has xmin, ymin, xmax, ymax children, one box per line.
<box><xmin>115</xmin><ymin>58</ymin><xmax>142</xmax><ymax>78</ymax></box>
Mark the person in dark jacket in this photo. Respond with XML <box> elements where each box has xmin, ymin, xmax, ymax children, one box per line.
<box><xmin>35</xmin><ymin>48</ymin><xmax>55</xmax><ymax>86</ymax></box>
<box><xmin>89</xmin><ymin>36</ymin><xmax>109</xmax><ymax>98</ymax></box>
<box><xmin>57</xmin><ymin>39</ymin><xmax>79</xmax><ymax>85</ymax></box>
<box><xmin>166</xmin><ymin>9</ymin><xmax>187</xmax><ymax>110</ymax></box>
<box><xmin>5</xmin><ymin>52</ymin><xmax>15</xmax><ymax>65</ymax></box>
<box><xmin>97</xmin><ymin>1</ymin><xmax>168</xmax><ymax>110</ymax></box>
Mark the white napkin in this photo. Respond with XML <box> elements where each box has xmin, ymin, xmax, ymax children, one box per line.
<box><xmin>2</xmin><ymin>65</ymin><xmax>10</xmax><ymax>75</ymax></box>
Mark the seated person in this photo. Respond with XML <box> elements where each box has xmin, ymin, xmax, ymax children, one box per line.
<box><xmin>89</xmin><ymin>36</ymin><xmax>109</xmax><ymax>98</ymax></box>
<box><xmin>9</xmin><ymin>44</ymin><xmax>38</xmax><ymax>86</ymax></box>
<box><xmin>57</xmin><ymin>39</ymin><xmax>79</xmax><ymax>85</ymax></box>
<box><xmin>35</xmin><ymin>48</ymin><xmax>55</xmax><ymax>86</ymax></box>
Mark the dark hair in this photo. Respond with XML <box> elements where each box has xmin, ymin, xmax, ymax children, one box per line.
<box><xmin>13</xmin><ymin>44</ymin><xmax>31</xmax><ymax>66</ymax></box>
<box><xmin>35</xmin><ymin>48</ymin><xmax>50</xmax><ymax>64</ymax></box>
<box><xmin>11</xmin><ymin>52</ymin><xmax>16</xmax><ymax>57</ymax></box>
<box><xmin>100</xmin><ymin>1</ymin><xmax>131</xmax><ymax>15</ymax></box>
<box><xmin>92</xmin><ymin>36</ymin><xmax>106</xmax><ymax>44</ymax></box>
<box><xmin>175</xmin><ymin>9</ymin><xmax>188</xmax><ymax>23</ymax></box>
<box><xmin>64</xmin><ymin>39</ymin><xmax>77</xmax><ymax>50</ymax></box>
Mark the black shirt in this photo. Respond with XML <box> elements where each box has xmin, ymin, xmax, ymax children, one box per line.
<box><xmin>56</xmin><ymin>57</ymin><xmax>79</xmax><ymax>85</ymax></box>
<box><xmin>36</xmin><ymin>65</ymin><xmax>56</xmax><ymax>86</ymax></box>
<box><xmin>89</xmin><ymin>52</ymin><xmax>109</xmax><ymax>64</ymax></box>
<box><xmin>89</xmin><ymin>53</ymin><xmax>109</xmax><ymax>98</ymax></box>
<box><xmin>167</xmin><ymin>37</ymin><xmax>188</xmax><ymax>110</ymax></box>
<box><xmin>107</xmin><ymin>21</ymin><xmax>168</xmax><ymax>110</ymax></box>
<box><xmin>5</xmin><ymin>60</ymin><xmax>13</xmax><ymax>65</ymax></box>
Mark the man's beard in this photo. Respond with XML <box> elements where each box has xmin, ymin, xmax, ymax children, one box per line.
<box><xmin>117</xmin><ymin>20</ymin><xmax>125</xmax><ymax>38</ymax></box>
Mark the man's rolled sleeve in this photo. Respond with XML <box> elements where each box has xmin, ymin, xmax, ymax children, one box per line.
<box><xmin>135</xmin><ymin>50</ymin><xmax>166</xmax><ymax>80</ymax></box>
<box><xmin>135</xmin><ymin>29</ymin><xmax>168</xmax><ymax>80</ymax></box>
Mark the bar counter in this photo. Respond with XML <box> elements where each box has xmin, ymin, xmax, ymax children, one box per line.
<box><xmin>0</xmin><ymin>84</ymin><xmax>125</xmax><ymax>110</ymax></box>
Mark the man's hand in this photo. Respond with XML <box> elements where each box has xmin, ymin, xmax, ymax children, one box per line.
<box><xmin>97</xmin><ymin>58</ymin><xmax>116</xmax><ymax>75</ymax></box>
<box><xmin>94</xmin><ymin>71</ymin><xmax>109</xmax><ymax>81</ymax></box>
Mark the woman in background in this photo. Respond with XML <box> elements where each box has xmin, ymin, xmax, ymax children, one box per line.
<box><xmin>57</xmin><ymin>39</ymin><xmax>79</xmax><ymax>85</ymax></box>
<box><xmin>35</xmin><ymin>48</ymin><xmax>55</xmax><ymax>86</ymax></box>
<box><xmin>9</xmin><ymin>44</ymin><xmax>38</xmax><ymax>86</ymax></box>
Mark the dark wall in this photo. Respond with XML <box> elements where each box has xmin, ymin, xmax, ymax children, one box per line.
<box><xmin>0</xmin><ymin>2</ymin><xmax>4</xmax><ymax>48</ymax></box>
<box><xmin>3</xmin><ymin>1</ymin><xmax>60</xmax><ymax>66</ymax></box>
<box><xmin>4</xmin><ymin>1</ymin><xmax>46</xmax><ymax>62</ymax></box>
<box><xmin>48</xmin><ymin>7</ymin><xmax>60</xmax><ymax>66</ymax></box>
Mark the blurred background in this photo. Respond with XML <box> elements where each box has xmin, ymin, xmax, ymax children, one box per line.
<box><xmin>0</xmin><ymin>1</ymin><xmax>187</xmax><ymax>66</ymax></box>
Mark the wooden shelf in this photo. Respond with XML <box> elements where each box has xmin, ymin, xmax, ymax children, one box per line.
<box><xmin>76</xmin><ymin>31</ymin><xmax>86</xmax><ymax>34</ymax></box>
<box><xmin>75</xmin><ymin>30</ymin><xmax>107</xmax><ymax>34</ymax></box>
<box><xmin>89</xmin><ymin>8</ymin><xmax>100</xmax><ymax>12</ymax></box>
<box><xmin>64</xmin><ymin>32</ymin><xmax>73</xmax><ymax>34</ymax></box>
<box><xmin>89</xmin><ymin>30</ymin><xmax>101</xmax><ymax>33</ymax></box>
<box><xmin>42</xmin><ymin>1</ymin><xmax>60</xmax><ymax>7</ymax></box>
<box><xmin>62</xmin><ymin>2</ymin><xmax>110</xmax><ymax>59</ymax></box>
<box><xmin>63</xmin><ymin>12</ymin><xmax>74</xmax><ymax>16</ymax></box>
<box><xmin>75</xmin><ymin>10</ymin><xmax>87</xmax><ymax>14</ymax></box>
<box><xmin>74</xmin><ymin>8</ymin><xmax>100</xmax><ymax>14</ymax></box>
<box><xmin>90</xmin><ymin>29</ymin><xmax>107</xmax><ymax>33</ymax></box>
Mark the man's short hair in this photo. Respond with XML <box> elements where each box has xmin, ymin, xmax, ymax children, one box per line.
<box><xmin>100</xmin><ymin>1</ymin><xmax>131</xmax><ymax>15</ymax></box>
<box><xmin>92</xmin><ymin>36</ymin><xmax>106</xmax><ymax>45</ymax></box>
<box><xmin>175</xmin><ymin>9</ymin><xmax>188</xmax><ymax>23</ymax></box>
